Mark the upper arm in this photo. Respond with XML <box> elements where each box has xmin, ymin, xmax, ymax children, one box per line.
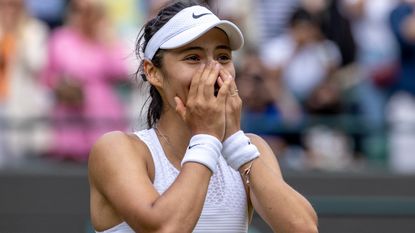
<box><xmin>246</xmin><ymin>133</ymin><xmax>283</xmax><ymax>179</ymax></box>
<box><xmin>245</xmin><ymin>134</ymin><xmax>318</xmax><ymax>231</ymax></box>
<box><xmin>245</xmin><ymin>134</ymin><xmax>288</xmax><ymax>219</ymax></box>
<box><xmin>243</xmin><ymin>133</ymin><xmax>284</xmax><ymax>220</ymax></box>
<box><xmin>88</xmin><ymin>131</ymin><xmax>161</xmax><ymax>232</ymax></box>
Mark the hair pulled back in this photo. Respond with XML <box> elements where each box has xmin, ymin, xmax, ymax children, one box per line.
<box><xmin>136</xmin><ymin>0</ymin><xmax>206</xmax><ymax>128</ymax></box>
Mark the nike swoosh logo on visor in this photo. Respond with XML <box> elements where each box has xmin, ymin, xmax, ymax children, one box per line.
<box><xmin>192</xmin><ymin>12</ymin><xmax>211</xmax><ymax>19</ymax></box>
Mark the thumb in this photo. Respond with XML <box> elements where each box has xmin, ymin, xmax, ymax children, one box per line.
<box><xmin>174</xmin><ymin>96</ymin><xmax>186</xmax><ymax>120</ymax></box>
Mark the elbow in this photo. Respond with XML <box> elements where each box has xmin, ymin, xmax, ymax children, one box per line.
<box><xmin>159</xmin><ymin>227</ymin><xmax>192</xmax><ymax>233</ymax></box>
<box><xmin>293</xmin><ymin>224</ymin><xmax>319</xmax><ymax>233</ymax></box>
<box><xmin>128</xmin><ymin>212</ymin><xmax>195</xmax><ymax>233</ymax></box>
<box><xmin>134</xmin><ymin>226</ymin><xmax>185</xmax><ymax>233</ymax></box>
<box><xmin>155</xmin><ymin>222</ymin><xmax>194</xmax><ymax>233</ymax></box>
<box><xmin>286</xmin><ymin>218</ymin><xmax>319</xmax><ymax>233</ymax></box>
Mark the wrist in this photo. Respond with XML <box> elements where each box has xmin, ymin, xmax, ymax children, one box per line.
<box><xmin>191</xmin><ymin>129</ymin><xmax>223</xmax><ymax>142</ymax></box>
<box><xmin>239</xmin><ymin>159</ymin><xmax>256</xmax><ymax>185</ymax></box>
<box><xmin>222</xmin><ymin>131</ymin><xmax>260</xmax><ymax>170</ymax></box>
<box><xmin>224</xmin><ymin>128</ymin><xmax>241</xmax><ymax>141</ymax></box>
<box><xmin>181</xmin><ymin>134</ymin><xmax>222</xmax><ymax>173</ymax></box>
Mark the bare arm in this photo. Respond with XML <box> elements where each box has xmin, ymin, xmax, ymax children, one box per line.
<box><xmin>89</xmin><ymin>132</ymin><xmax>212</xmax><ymax>233</ymax></box>
<box><xmin>89</xmin><ymin>61</ymin><xmax>232</xmax><ymax>233</ymax></box>
<box><xmin>219</xmin><ymin>66</ymin><xmax>317</xmax><ymax>232</ymax></box>
<box><xmin>240</xmin><ymin>134</ymin><xmax>318</xmax><ymax>233</ymax></box>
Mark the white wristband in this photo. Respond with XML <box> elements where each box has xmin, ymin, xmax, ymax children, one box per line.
<box><xmin>222</xmin><ymin>131</ymin><xmax>260</xmax><ymax>170</ymax></box>
<box><xmin>181</xmin><ymin>134</ymin><xmax>222</xmax><ymax>173</ymax></box>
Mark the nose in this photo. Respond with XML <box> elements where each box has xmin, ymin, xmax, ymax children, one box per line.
<box><xmin>204</xmin><ymin>59</ymin><xmax>221</xmax><ymax>68</ymax></box>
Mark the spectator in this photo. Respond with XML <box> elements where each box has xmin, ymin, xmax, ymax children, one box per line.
<box><xmin>260</xmin><ymin>8</ymin><xmax>357</xmax><ymax>170</ymax></box>
<box><xmin>306</xmin><ymin>0</ymin><xmax>357</xmax><ymax>67</ymax></box>
<box><xmin>343</xmin><ymin>0</ymin><xmax>398</xmax><ymax>122</ymax></box>
<box><xmin>341</xmin><ymin>0</ymin><xmax>399</xmax><ymax>162</ymax></box>
<box><xmin>387</xmin><ymin>0</ymin><xmax>415</xmax><ymax>173</ymax></box>
<box><xmin>41</xmin><ymin>0</ymin><xmax>130</xmax><ymax>161</ymax></box>
<box><xmin>237</xmin><ymin>48</ymin><xmax>304</xmax><ymax>169</ymax></box>
<box><xmin>260</xmin><ymin>8</ymin><xmax>341</xmax><ymax>108</ymax></box>
<box><xmin>390</xmin><ymin>0</ymin><xmax>415</xmax><ymax>95</ymax></box>
<box><xmin>0</xmin><ymin>0</ymin><xmax>51</xmax><ymax>161</ymax></box>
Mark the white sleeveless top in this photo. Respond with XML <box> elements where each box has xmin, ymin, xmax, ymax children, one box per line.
<box><xmin>96</xmin><ymin>128</ymin><xmax>249</xmax><ymax>233</ymax></box>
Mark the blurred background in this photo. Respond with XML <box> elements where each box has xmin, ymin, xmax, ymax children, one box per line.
<box><xmin>1</xmin><ymin>0</ymin><xmax>415</xmax><ymax>232</ymax></box>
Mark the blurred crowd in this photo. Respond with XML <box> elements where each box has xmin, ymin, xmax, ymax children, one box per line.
<box><xmin>1</xmin><ymin>0</ymin><xmax>415</xmax><ymax>173</ymax></box>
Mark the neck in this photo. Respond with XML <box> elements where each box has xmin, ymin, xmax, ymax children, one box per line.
<box><xmin>155</xmin><ymin>110</ymin><xmax>191</xmax><ymax>161</ymax></box>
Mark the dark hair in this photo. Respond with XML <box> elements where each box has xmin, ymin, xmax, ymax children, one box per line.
<box><xmin>135</xmin><ymin>0</ymin><xmax>206</xmax><ymax>128</ymax></box>
<box><xmin>288</xmin><ymin>7</ymin><xmax>320</xmax><ymax>28</ymax></box>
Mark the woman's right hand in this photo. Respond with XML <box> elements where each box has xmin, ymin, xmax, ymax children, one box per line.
<box><xmin>175</xmin><ymin>61</ymin><xmax>232</xmax><ymax>141</ymax></box>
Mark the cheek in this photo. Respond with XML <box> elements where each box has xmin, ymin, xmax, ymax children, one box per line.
<box><xmin>165</xmin><ymin>68</ymin><xmax>194</xmax><ymax>99</ymax></box>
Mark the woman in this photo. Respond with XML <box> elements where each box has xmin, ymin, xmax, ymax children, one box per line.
<box><xmin>0</xmin><ymin>0</ymin><xmax>50</xmax><ymax>159</ymax></box>
<box><xmin>42</xmin><ymin>0</ymin><xmax>129</xmax><ymax>161</ymax></box>
<box><xmin>88</xmin><ymin>1</ymin><xmax>318</xmax><ymax>232</ymax></box>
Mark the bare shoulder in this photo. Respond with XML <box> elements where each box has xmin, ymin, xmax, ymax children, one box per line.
<box><xmin>88</xmin><ymin>131</ymin><xmax>151</xmax><ymax>186</ymax></box>
<box><xmin>88</xmin><ymin>131</ymin><xmax>156</xmax><ymax>230</ymax></box>
<box><xmin>245</xmin><ymin>133</ymin><xmax>273</xmax><ymax>155</ymax></box>
<box><xmin>89</xmin><ymin>131</ymin><xmax>147</xmax><ymax>166</ymax></box>
<box><xmin>245</xmin><ymin>133</ymin><xmax>266</xmax><ymax>145</ymax></box>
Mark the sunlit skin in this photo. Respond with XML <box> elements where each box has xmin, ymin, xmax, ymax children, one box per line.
<box><xmin>89</xmin><ymin>28</ymin><xmax>240</xmax><ymax>232</ymax></box>
<box><xmin>159</xmin><ymin>28</ymin><xmax>236</xmax><ymax>105</ymax></box>
<box><xmin>143</xmin><ymin>28</ymin><xmax>240</xmax><ymax>167</ymax></box>
<box><xmin>89</xmin><ymin>27</ymin><xmax>317</xmax><ymax>233</ymax></box>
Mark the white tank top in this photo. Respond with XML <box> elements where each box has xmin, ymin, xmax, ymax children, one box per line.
<box><xmin>96</xmin><ymin>128</ymin><xmax>249</xmax><ymax>233</ymax></box>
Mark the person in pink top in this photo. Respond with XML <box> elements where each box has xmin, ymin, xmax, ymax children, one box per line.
<box><xmin>42</xmin><ymin>0</ymin><xmax>129</xmax><ymax>161</ymax></box>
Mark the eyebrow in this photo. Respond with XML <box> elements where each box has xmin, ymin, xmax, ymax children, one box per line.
<box><xmin>216</xmin><ymin>45</ymin><xmax>231</xmax><ymax>51</ymax></box>
<box><xmin>177</xmin><ymin>45</ymin><xmax>231</xmax><ymax>54</ymax></box>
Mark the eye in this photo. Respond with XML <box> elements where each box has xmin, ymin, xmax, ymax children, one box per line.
<box><xmin>217</xmin><ymin>54</ymin><xmax>231</xmax><ymax>63</ymax></box>
<box><xmin>184</xmin><ymin>55</ymin><xmax>200</xmax><ymax>62</ymax></box>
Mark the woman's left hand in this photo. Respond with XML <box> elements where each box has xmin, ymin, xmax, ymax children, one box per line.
<box><xmin>218</xmin><ymin>69</ymin><xmax>242</xmax><ymax>140</ymax></box>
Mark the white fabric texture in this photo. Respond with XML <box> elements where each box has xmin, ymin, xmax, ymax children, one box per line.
<box><xmin>144</xmin><ymin>5</ymin><xmax>244</xmax><ymax>59</ymax></box>
<box><xmin>181</xmin><ymin>134</ymin><xmax>222</xmax><ymax>173</ymax></box>
<box><xmin>222</xmin><ymin>130</ymin><xmax>260</xmax><ymax>170</ymax></box>
<box><xmin>96</xmin><ymin>128</ymin><xmax>248</xmax><ymax>233</ymax></box>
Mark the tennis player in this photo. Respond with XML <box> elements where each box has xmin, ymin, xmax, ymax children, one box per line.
<box><xmin>88</xmin><ymin>1</ymin><xmax>318</xmax><ymax>232</ymax></box>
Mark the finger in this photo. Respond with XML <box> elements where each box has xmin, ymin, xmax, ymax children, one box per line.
<box><xmin>197</xmin><ymin>61</ymin><xmax>215</xmax><ymax>98</ymax></box>
<box><xmin>227</xmin><ymin>73</ymin><xmax>238</xmax><ymax>95</ymax></box>
<box><xmin>218</xmin><ymin>69</ymin><xmax>231</xmax><ymax>86</ymax></box>
<box><xmin>220</xmin><ymin>69</ymin><xmax>238</xmax><ymax>97</ymax></box>
<box><xmin>174</xmin><ymin>96</ymin><xmax>186</xmax><ymax>120</ymax></box>
<box><xmin>216</xmin><ymin>79</ymin><xmax>231</xmax><ymax>106</ymax></box>
<box><xmin>217</xmin><ymin>75</ymin><xmax>224</xmax><ymax>87</ymax></box>
<box><xmin>203</xmin><ymin>62</ymin><xmax>221</xmax><ymax>99</ymax></box>
<box><xmin>188</xmin><ymin>63</ymin><xmax>205</xmax><ymax>99</ymax></box>
<box><xmin>194</xmin><ymin>62</ymin><xmax>212</xmax><ymax>97</ymax></box>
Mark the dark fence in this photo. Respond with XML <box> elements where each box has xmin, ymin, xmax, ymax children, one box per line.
<box><xmin>1</xmin><ymin>158</ymin><xmax>415</xmax><ymax>233</ymax></box>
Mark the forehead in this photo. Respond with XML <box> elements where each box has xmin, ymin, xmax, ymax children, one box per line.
<box><xmin>169</xmin><ymin>27</ymin><xmax>231</xmax><ymax>52</ymax></box>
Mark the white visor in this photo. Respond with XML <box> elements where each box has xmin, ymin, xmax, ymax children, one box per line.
<box><xmin>144</xmin><ymin>5</ymin><xmax>244</xmax><ymax>60</ymax></box>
